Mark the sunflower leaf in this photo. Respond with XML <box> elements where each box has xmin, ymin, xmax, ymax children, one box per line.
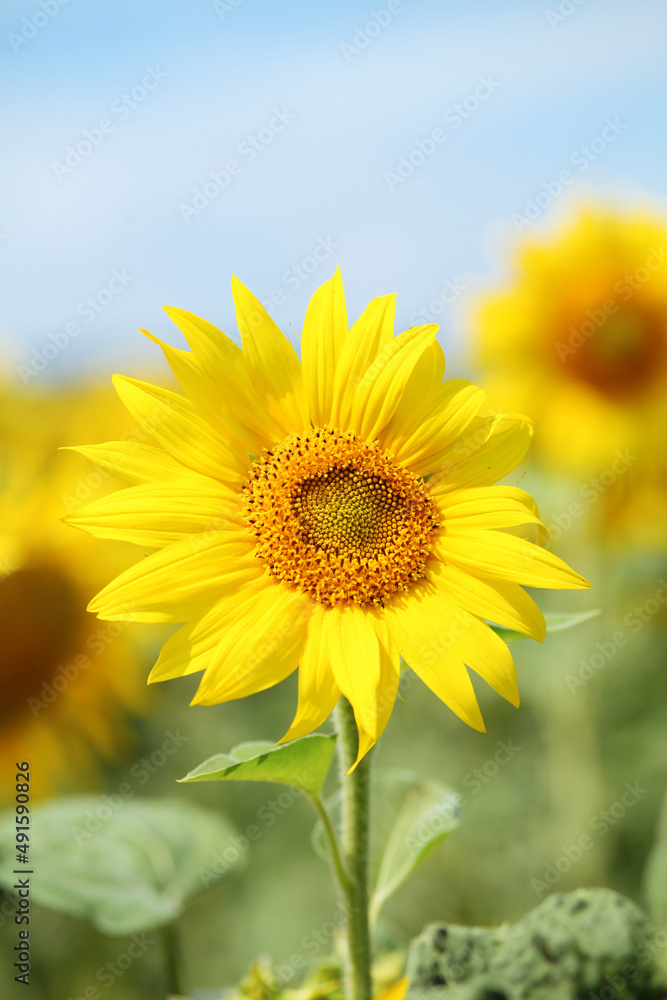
<box><xmin>0</xmin><ymin>796</ymin><xmax>241</xmax><ymax>935</ymax></box>
<box><xmin>491</xmin><ymin>608</ymin><xmax>601</xmax><ymax>643</ymax></box>
<box><xmin>370</xmin><ymin>772</ymin><xmax>461</xmax><ymax>925</ymax></box>
<box><xmin>312</xmin><ymin>769</ymin><xmax>461</xmax><ymax>924</ymax></box>
<box><xmin>179</xmin><ymin>734</ymin><xmax>337</xmax><ymax>798</ymax></box>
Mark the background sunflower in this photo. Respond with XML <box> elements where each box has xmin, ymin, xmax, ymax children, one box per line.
<box><xmin>0</xmin><ymin>383</ymin><xmax>153</xmax><ymax>803</ymax></box>
<box><xmin>474</xmin><ymin>208</ymin><xmax>667</xmax><ymax>547</ymax></box>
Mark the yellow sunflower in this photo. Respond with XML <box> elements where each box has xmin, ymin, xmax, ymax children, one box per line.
<box><xmin>67</xmin><ymin>272</ymin><xmax>588</xmax><ymax>766</ymax></box>
<box><xmin>475</xmin><ymin>208</ymin><xmax>667</xmax><ymax>481</ymax></box>
<box><xmin>0</xmin><ymin>383</ymin><xmax>149</xmax><ymax>802</ymax></box>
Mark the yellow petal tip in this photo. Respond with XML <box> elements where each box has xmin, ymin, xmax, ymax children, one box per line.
<box><xmin>139</xmin><ymin>327</ymin><xmax>161</xmax><ymax>347</ymax></box>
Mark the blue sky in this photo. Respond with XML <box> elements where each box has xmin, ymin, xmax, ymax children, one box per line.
<box><xmin>1</xmin><ymin>0</ymin><xmax>666</xmax><ymax>383</ymax></box>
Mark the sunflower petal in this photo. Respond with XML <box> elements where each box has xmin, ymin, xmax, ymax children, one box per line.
<box><xmin>436</xmin><ymin>487</ymin><xmax>545</xmax><ymax>533</ymax></box>
<box><xmin>112</xmin><ymin>375</ymin><xmax>248</xmax><ymax>484</ymax></box>
<box><xmin>191</xmin><ymin>584</ymin><xmax>311</xmax><ymax>704</ymax></box>
<box><xmin>330</xmin><ymin>294</ymin><xmax>396</xmax><ymax>427</ymax></box>
<box><xmin>428</xmin><ymin>560</ymin><xmax>546</xmax><ymax>641</ymax></box>
<box><xmin>64</xmin><ymin>481</ymin><xmax>239</xmax><ymax>548</ymax></box>
<box><xmin>428</xmin><ymin>415</ymin><xmax>534</xmax><ymax>493</ymax></box>
<box><xmin>434</xmin><ymin>528</ymin><xmax>591</xmax><ymax>589</ymax></box>
<box><xmin>278</xmin><ymin>604</ymin><xmax>341</xmax><ymax>743</ymax></box>
<box><xmin>384</xmin><ymin>380</ymin><xmax>486</xmax><ymax>473</ymax></box>
<box><xmin>301</xmin><ymin>268</ymin><xmax>348</xmax><ymax>426</ymax></box>
<box><xmin>141</xmin><ymin>329</ymin><xmax>262</xmax><ymax>454</ymax></box>
<box><xmin>88</xmin><ymin>530</ymin><xmax>262</xmax><ymax>621</ymax></box>
<box><xmin>348</xmin><ymin>324</ymin><xmax>439</xmax><ymax>442</ymax></box>
<box><xmin>232</xmin><ymin>276</ymin><xmax>310</xmax><ymax>434</ymax></box>
<box><xmin>149</xmin><ymin>599</ymin><xmax>233</xmax><ymax>682</ymax></box>
<box><xmin>324</xmin><ymin>605</ymin><xmax>399</xmax><ymax>767</ymax></box>
<box><xmin>376</xmin><ymin>339</ymin><xmax>446</xmax><ymax>447</ymax></box>
<box><xmin>64</xmin><ymin>441</ymin><xmax>196</xmax><ymax>485</ymax></box>
<box><xmin>163</xmin><ymin>305</ymin><xmax>278</xmax><ymax>444</ymax></box>
<box><xmin>427</xmin><ymin>593</ymin><xmax>519</xmax><ymax>706</ymax></box>
<box><xmin>385</xmin><ymin>581</ymin><xmax>485</xmax><ymax>732</ymax></box>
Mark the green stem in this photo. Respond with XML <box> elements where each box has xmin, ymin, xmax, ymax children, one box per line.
<box><xmin>312</xmin><ymin>794</ymin><xmax>353</xmax><ymax>897</ymax></box>
<box><xmin>334</xmin><ymin>696</ymin><xmax>373</xmax><ymax>1000</ymax></box>
<box><xmin>160</xmin><ymin>921</ymin><xmax>183</xmax><ymax>997</ymax></box>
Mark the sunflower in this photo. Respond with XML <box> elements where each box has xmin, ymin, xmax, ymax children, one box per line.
<box><xmin>475</xmin><ymin>209</ymin><xmax>667</xmax><ymax>484</ymax></box>
<box><xmin>0</xmin><ymin>384</ymin><xmax>149</xmax><ymax>802</ymax></box>
<box><xmin>67</xmin><ymin>272</ymin><xmax>588</xmax><ymax>766</ymax></box>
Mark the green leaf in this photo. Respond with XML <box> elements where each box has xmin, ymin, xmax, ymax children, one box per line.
<box><xmin>313</xmin><ymin>769</ymin><xmax>461</xmax><ymax>924</ymax></box>
<box><xmin>491</xmin><ymin>608</ymin><xmax>601</xmax><ymax>643</ymax></box>
<box><xmin>0</xmin><ymin>796</ymin><xmax>241</xmax><ymax>935</ymax></box>
<box><xmin>179</xmin><ymin>734</ymin><xmax>337</xmax><ymax>798</ymax></box>
<box><xmin>370</xmin><ymin>771</ymin><xmax>461</xmax><ymax>925</ymax></box>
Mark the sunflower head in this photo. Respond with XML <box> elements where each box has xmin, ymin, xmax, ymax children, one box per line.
<box><xmin>475</xmin><ymin>208</ymin><xmax>667</xmax><ymax>476</ymax></box>
<box><xmin>0</xmin><ymin>385</ymin><xmax>150</xmax><ymax>802</ymax></box>
<box><xmin>68</xmin><ymin>271</ymin><xmax>589</xmax><ymax>766</ymax></box>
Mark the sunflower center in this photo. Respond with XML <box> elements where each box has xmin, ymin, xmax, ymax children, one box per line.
<box><xmin>566</xmin><ymin>303</ymin><xmax>666</xmax><ymax>398</ymax></box>
<box><xmin>241</xmin><ymin>427</ymin><xmax>438</xmax><ymax>606</ymax></box>
<box><xmin>0</xmin><ymin>564</ymin><xmax>82</xmax><ymax>725</ymax></box>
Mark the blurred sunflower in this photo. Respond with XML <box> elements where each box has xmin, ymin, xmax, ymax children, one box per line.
<box><xmin>68</xmin><ymin>272</ymin><xmax>588</xmax><ymax>767</ymax></box>
<box><xmin>0</xmin><ymin>383</ymin><xmax>150</xmax><ymax>802</ymax></box>
<box><xmin>475</xmin><ymin>208</ymin><xmax>667</xmax><ymax>543</ymax></box>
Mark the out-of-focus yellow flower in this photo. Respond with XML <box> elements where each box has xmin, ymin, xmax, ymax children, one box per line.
<box><xmin>475</xmin><ymin>208</ymin><xmax>667</xmax><ymax>545</ymax></box>
<box><xmin>374</xmin><ymin>976</ymin><xmax>409</xmax><ymax>1000</ymax></box>
<box><xmin>0</xmin><ymin>384</ymin><xmax>150</xmax><ymax>803</ymax></box>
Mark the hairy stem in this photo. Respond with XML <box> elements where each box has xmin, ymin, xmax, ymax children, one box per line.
<box><xmin>334</xmin><ymin>696</ymin><xmax>373</xmax><ymax>1000</ymax></box>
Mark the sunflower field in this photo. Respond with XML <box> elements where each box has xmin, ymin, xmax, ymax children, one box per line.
<box><xmin>1</xmin><ymin>3</ymin><xmax>666</xmax><ymax>999</ymax></box>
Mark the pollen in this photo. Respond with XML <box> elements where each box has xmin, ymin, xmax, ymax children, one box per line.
<box><xmin>241</xmin><ymin>427</ymin><xmax>439</xmax><ymax>607</ymax></box>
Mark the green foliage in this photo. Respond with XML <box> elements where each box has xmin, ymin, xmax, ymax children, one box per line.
<box><xmin>179</xmin><ymin>734</ymin><xmax>338</xmax><ymax>798</ymax></box>
<box><xmin>370</xmin><ymin>771</ymin><xmax>461</xmax><ymax>925</ymax></box>
<box><xmin>0</xmin><ymin>796</ymin><xmax>240</xmax><ymax>935</ymax></box>
<box><xmin>643</xmin><ymin>788</ymin><xmax>667</xmax><ymax>926</ymax></box>
<box><xmin>491</xmin><ymin>608</ymin><xmax>601</xmax><ymax>643</ymax></box>
<box><xmin>313</xmin><ymin>769</ymin><xmax>461</xmax><ymax>925</ymax></box>
<box><xmin>407</xmin><ymin>888</ymin><xmax>667</xmax><ymax>998</ymax></box>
